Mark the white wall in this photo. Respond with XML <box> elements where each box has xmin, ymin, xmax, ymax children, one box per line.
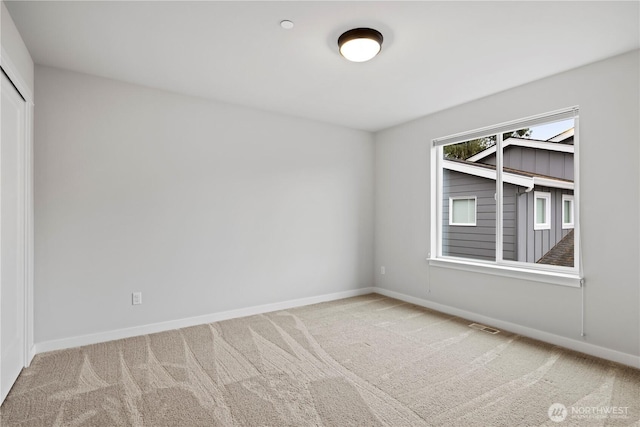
<box><xmin>375</xmin><ymin>51</ymin><xmax>639</xmax><ymax>359</ymax></box>
<box><xmin>34</xmin><ymin>66</ymin><xmax>374</xmax><ymax>344</ymax></box>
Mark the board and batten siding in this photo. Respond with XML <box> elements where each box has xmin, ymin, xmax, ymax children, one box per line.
<box><xmin>442</xmin><ymin>170</ymin><xmax>517</xmax><ymax>261</ymax></box>
<box><xmin>481</xmin><ymin>146</ymin><xmax>574</xmax><ymax>181</ymax></box>
<box><xmin>516</xmin><ymin>186</ymin><xmax>573</xmax><ymax>264</ymax></box>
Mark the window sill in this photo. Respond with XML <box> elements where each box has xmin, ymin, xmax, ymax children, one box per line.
<box><xmin>428</xmin><ymin>257</ymin><xmax>582</xmax><ymax>288</ymax></box>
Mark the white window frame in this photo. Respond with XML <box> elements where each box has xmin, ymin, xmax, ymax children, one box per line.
<box><xmin>430</xmin><ymin>107</ymin><xmax>581</xmax><ymax>288</ymax></box>
<box><xmin>562</xmin><ymin>194</ymin><xmax>574</xmax><ymax>229</ymax></box>
<box><xmin>534</xmin><ymin>191</ymin><xmax>551</xmax><ymax>230</ymax></box>
<box><xmin>449</xmin><ymin>196</ymin><xmax>477</xmax><ymax>226</ymax></box>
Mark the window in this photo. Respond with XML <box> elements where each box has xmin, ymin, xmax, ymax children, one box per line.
<box><xmin>534</xmin><ymin>192</ymin><xmax>551</xmax><ymax>230</ymax></box>
<box><xmin>562</xmin><ymin>194</ymin><xmax>574</xmax><ymax>229</ymax></box>
<box><xmin>449</xmin><ymin>197</ymin><xmax>476</xmax><ymax>226</ymax></box>
<box><xmin>431</xmin><ymin>107</ymin><xmax>580</xmax><ymax>286</ymax></box>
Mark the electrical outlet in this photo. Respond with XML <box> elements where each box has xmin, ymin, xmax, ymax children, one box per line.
<box><xmin>132</xmin><ymin>292</ymin><xmax>142</xmax><ymax>305</ymax></box>
<box><xmin>381</xmin><ymin>266</ymin><xmax>385</xmax><ymax>275</ymax></box>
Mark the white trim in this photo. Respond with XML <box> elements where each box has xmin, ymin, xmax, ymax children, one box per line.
<box><xmin>443</xmin><ymin>159</ymin><xmax>532</xmax><ymax>188</ymax></box>
<box><xmin>27</xmin><ymin>345</ymin><xmax>36</xmax><ymax>365</ymax></box>
<box><xmin>533</xmin><ymin>176</ymin><xmax>573</xmax><ymax>190</ymax></box>
<box><xmin>23</xmin><ymin>102</ymin><xmax>34</xmax><ymax>367</ymax></box>
<box><xmin>573</xmin><ymin>117</ymin><xmax>582</xmax><ymax>279</ymax></box>
<box><xmin>34</xmin><ymin>287</ymin><xmax>375</xmax><ymax>354</ymax></box>
<box><xmin>562</xmin><ymin>194</ymin><xmax>575</xmax><ymax>229</ymax></box>
<box><xmin>1</xmin><ymin>44</ymin><xmax>35</xmax><ymax>370</ymax></box>
<box><xmin>496</xmin><ymin>133</ymin><xmax>504</xmax><ymax>263</ymax></box>
<box><xmin>465</xmin><ymin>145</ymin><xmax>499</xmax><ymax>162</ymax></box>
<box><xmin>534</xmin><ymin>191</ymin><xmax>551</xmax><ymax>230</ymax></box>
<box><xmin>433</xmin><ymin>106</ymin><xmax>578</xmax><ymax>147</ymax></box>
<box><xmin>431</xmin><ymin>145</ymin><xmax>440</xmax><ymax>259</ymax></box>
<box><xmin>444</xmin><ymin>159</ymin><xmax>495</xmax><ymax>180</ymax></box>
<box><xmin>547</xmin><ymin>127</ymin><xmax>575</xmax><ymax>142</ymax></box>
<box><xmin>0</xmin><ymin>47</ymin><xmax>34</xmax><ymax>105</ymax></box>
<box><xmin>35</xmin><ymin>283</ymin><xmax>639</xmax><ymax>370</ymax></box>
<box><xmin>449</xmin><ymin>196</ymin><xmax>477</xmax><ymax>226</ymax></box>
<box><xmin>372</xmin><ymin>287</ymin><xmax>640</xmax><ymax>369</ymax></box>
<box><xmin>428</xmin><ymin>257</ymin><xmax>581</xmax><ymax>287</ymax></box>
<box><xmin>466</xmin><ymin>137</ymin><xmax>574</xmax><ymax>163</ymax></box>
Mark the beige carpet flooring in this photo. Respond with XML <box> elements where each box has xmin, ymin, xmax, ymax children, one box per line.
<box><xmin>1</xmin><ymin>294</ymin><xmax>639</xmax><ymax>426</ymax></box>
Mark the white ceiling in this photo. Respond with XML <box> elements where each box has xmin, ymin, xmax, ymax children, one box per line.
<box><xmin>5</xmin><ymin>1</ymin><xmax>639</xmax><ymax>132</ymax></box>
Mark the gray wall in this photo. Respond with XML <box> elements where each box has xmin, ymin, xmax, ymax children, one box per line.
<box><xmin>34</xmin><ymin>66</ymin><xmax>374</xmax><ymax>343</ymax></box>
<box><xmin>374</xmin><ymin>50</ymin><xmax>639</xmax><ymax>357</ymax></box>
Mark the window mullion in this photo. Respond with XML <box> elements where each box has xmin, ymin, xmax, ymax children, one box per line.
<box><xmin>496</xmin><ymin>133</ymin><xmax>503</xmax><ymax>264</ymax></box>
<box><xmin>435</xmin><ymin>146</ymin><xmax>443</xmax><ymax>258</ymax></box>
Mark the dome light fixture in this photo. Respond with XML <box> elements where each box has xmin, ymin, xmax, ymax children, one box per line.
<box><xmin>338</xmin><ymin>28</ymin><xmax>383</xmax><ymax>62</ymax></box>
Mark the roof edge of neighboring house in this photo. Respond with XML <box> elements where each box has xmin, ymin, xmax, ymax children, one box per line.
<box><xmin>547</xmin><ymin>127</ymin><xmax>575</xmax><ymax>143</ymax></box>
<box><xmin>466</xmin><ymin>136</ymin><xmax>575</xmax><ymax>163</ymax></box>
<box><xmin>442</xmin><ymin>159</ymin><xmax>574</xmax><ymax>191</ymax></box>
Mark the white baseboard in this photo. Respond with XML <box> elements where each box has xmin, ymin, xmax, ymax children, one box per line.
<box><xmin>33</xmin><ymin>285</ymin><xmax>640</xmax><ymax>370</ymax></box>
<box><xmin>27</xmin><ymin>345</ymin><xmax>36</xmax><ymax>366</ymax></box>
<box><xmin>35</xmin><ymin>287</ymin><xmax>375</xmax><ymax>354</ymax></box>
<box><xmin>372</xmin><ymin>287</ymin><xmax>640</xmax><ymax>369</ymax></box>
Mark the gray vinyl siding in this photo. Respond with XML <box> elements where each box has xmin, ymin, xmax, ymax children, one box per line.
<box><xmin>516</xmin><ymin>186</ymin><xmax>573</xmax><ymax>264</ymax></box>
<box><xmin>442</xmin><ymin>170</ymin><xmax>517</xmax><ymax>261</ymax></box>
<box><xmin>443</xmin><ymin>170</ymin><xmax>573</xmax><ymax>264</ymax></box>
<box><xmin>481</xmin><ymin>146</ymin><xmax>573</xmax><ymax>181</ymax></box>
<box><xmin>502</xmin><ymin>184</ymin><xmax>517</xmax><ymax>261</ymax></box>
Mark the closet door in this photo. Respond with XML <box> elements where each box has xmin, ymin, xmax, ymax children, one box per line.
<box><xmin>1</xmin><ymin>70</ymin><xmax>26</xmax><ymax>403</ymax></box>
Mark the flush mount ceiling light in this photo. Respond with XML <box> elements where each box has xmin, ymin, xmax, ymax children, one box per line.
<box><xmin>338</xmin><ymin>28</ymin><xmax>383</xmax><ymax>62</ymax></box>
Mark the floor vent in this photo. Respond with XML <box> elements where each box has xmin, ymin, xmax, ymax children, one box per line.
<box><xmin>469</xmin><ymin>323</ymin><xmax>501</xmax><ymax>334</ymax></box>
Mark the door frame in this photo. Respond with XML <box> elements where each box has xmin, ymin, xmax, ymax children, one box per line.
<box><xmin>0</xmin><ymin>47</ymin><xmax>35</xmax><ymax>369</ymax></box>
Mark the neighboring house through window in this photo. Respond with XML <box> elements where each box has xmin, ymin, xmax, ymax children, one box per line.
<box><xmin>431</xmin><ymin>108</ymin><xmax>580</xmax><ymax>286</ymax></box>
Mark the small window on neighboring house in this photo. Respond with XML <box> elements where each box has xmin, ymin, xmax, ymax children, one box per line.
<box><xmin>562</xmin><ymin>194</ymin><xmax>574</xmax><ymax>229</ymax></box>
<box><xmin>449</xmin><ymin>197</ymin><xmax>477</xmax><ymax>226</ymax></box>
<box><xmin>534</xmin><ymin>192</ymin><xmax>551</xmax><ymax>230</ymax></box>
